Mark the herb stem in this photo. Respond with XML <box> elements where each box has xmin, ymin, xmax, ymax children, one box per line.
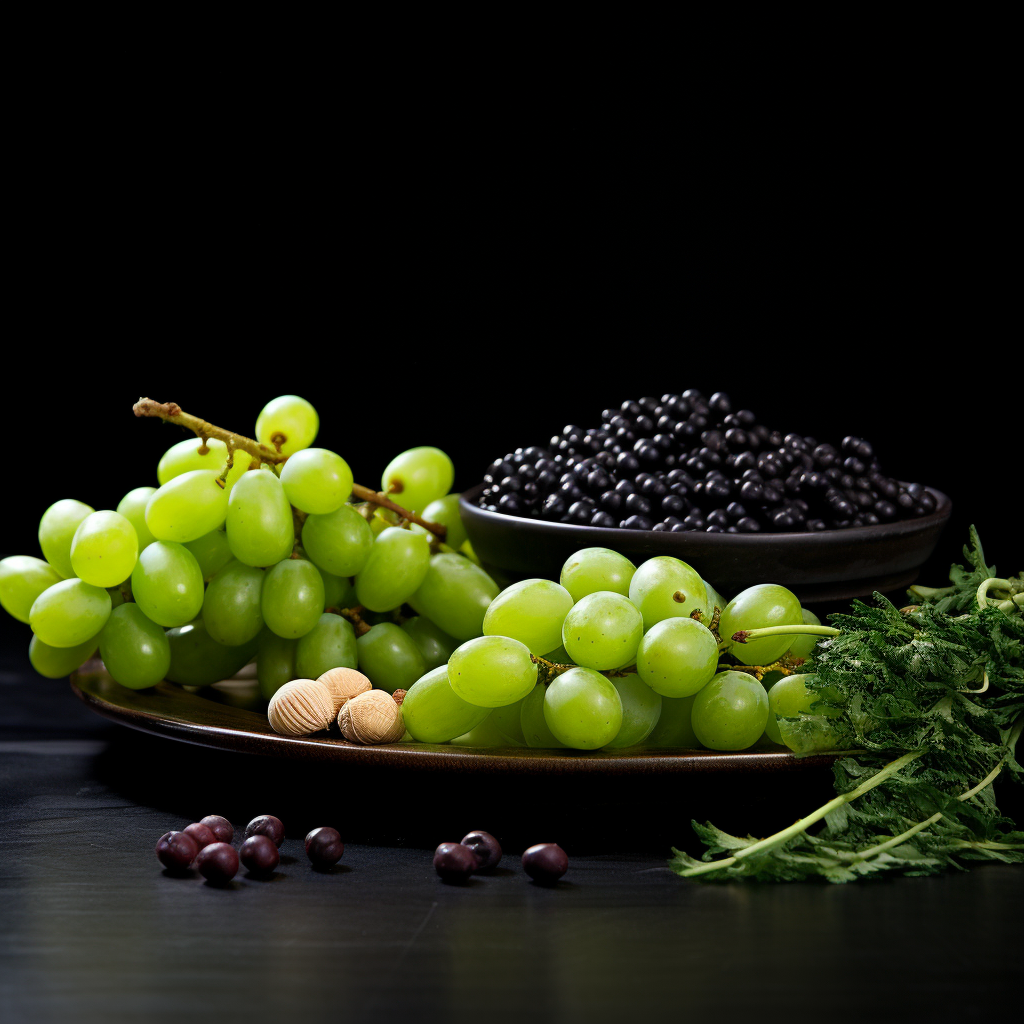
<box><xmin>678</xmin><ymin>749</ymin><xmax>925</xmax><ymax>877</ymax></box>
<box><xmin>977</xmin><ymin>577</ymin><xmax>1014</xmax><ymax>610</ymax></box>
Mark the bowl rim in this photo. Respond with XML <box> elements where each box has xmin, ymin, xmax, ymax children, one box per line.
<box><xmin>459</xmin><ymin>481</ymin><xmax>952</xmax><ymax>545</ymax></box>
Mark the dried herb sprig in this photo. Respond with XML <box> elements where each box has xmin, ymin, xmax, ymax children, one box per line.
<box><xmin>671</xmin><ymin>528</ymin><xmax>1024</xmax><ymax>882</ymax></box>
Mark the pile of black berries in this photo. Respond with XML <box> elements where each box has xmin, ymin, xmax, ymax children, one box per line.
<box><xmin>476</xmin><ymin>391</ymin><xmax>936</xmax><ymax>534</ymax></box>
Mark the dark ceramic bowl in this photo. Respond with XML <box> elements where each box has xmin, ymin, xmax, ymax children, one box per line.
<box><xmin>459</xmin><ymin>483</ymin><xmax>952</xmax><ymax>603</ymax></box>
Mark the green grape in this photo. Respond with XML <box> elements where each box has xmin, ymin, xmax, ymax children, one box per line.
<box><xmin>380</xmin><ymin>446</ymin><xmax>454</xmax><ymax>512</ymax></box>
<box><xmin>628</xmin><ymin>556</ymin><xmax>708</xmax><ymax>631</ymax></box>
<box><xmin>317</xmin><ymin>567</ymin><xmax>356</xmax><ymax>611</ymax></box>
<box><xmin>280</xmin><ymin>448</ymin><xmax>353</xmax><ymax>514</ymax></box>
<box><xmin>255</xmin><ymin>395</ymin><xmax>319</xmax><ymax>456</ymax></box>
<box><xmin>786</xmin><ymin>608</ymin><xmax>822</xmax><ymax>661</ymax></box>
<box><xmin>157</xmin><ymin>437</ymin><xmax>249</xmax><ymax>494</ymax></box>
<box><xmin>0</xmin><ymin>555</ymin><xmax>62</xmax><ymax>623</ymax></box>
<box><xmin>29</xmin><ymin>578</ymin><xmax>111</xmax><ymax>647</ymax></box>
<box><xmin>99</xmin><ymin>604</ymin><xmax>171</xmax><ymax>689</ymax></box>
<box><xmin>146</xmin><ymin>470</ymin><xmax>229</xmax><ymax>543</ymax></box>
<box><xmin>559</xmin><ymin>547</ymin><xmax>637</xmax><ymax>603</ymax></box>
<box><xmin>38</xmin><ymin>499</ymin><xmax>94</xmax><ymax>578</ymax></box>
<box><xmin>543</xmin><ymin>666</ymin><xmax>623</xmax><ymax>749</ymax></box>
<box><xmin>402</xmin><ymin>665</ymin><xmax>490</xmax><ymax>742</ymax></box>
<box><xmin>354</xmin><ymin>527</ymin><xmax>431</xmax><ymax>612</ymax></box>
<box><xmin>561</xmin><ymin>591</ymin><xmax>643</xmax><ymax>670</ymax></box>
<box><xmin>356</xmin><ymin>622</ymin><xmax>427</xmax><ymax>693</ymax></box>
<box><xmin>761</xmin><ymin>671</ymin><xmax>787</xmax><ymax>744</ymax></box>
<box><xmin>408</xmin><ymin>554</ymin><xmax>499</xmax><ymax>641</ymax></box>
<box><xmin>295</xmin><ymin>612</ymin><xmax>358</xmax><ymax>679</ymax></box>
<box><xmin>603</xmin><ymin>675</ymin><xmax>662</xmax><ymax>748</ymax></box>
<box><xmin>29</xmin><ymin>633</ymin><xmax>99</xmax><ymax>679</ymax></box>
<box><xmin>644</xmin><ymin>694</ymin><xmax>701</xmax><ymax>748</ymax></box>
<box><xmin>447</xmin><ymin>635</ymin><xmax>538</xmax><ymax>707</ymax></box>
<box><xmin>116</xmin><ymin>487</ymin><xmax>158</xmax><ymax>551</ymax></box>
<box><xmin>401</xmin><ymin>615</ymin><xmax>459</xmax><ymax>671</ymax></box>
<box><xmin>703</xmin><ymin>579</ymin><xmax>728</xmax><ymax>623</ymax></box>
<box><xmin>70</xmin><ymin>510</ymin><xmax>138</xmax><ymax>588</ymax></box>
<box><xmin>520</xmin><ymin>683</ymin><xmax>566</xmax><ymax>748</ymax></box>
<box><xmin>202</xmin><ymin>561</ymin><xmax>265</xmax><ymax>646</ymax></box>
<box><xmin>635</xmin><ymin>617</ymin><xmax>719</xmax><ymax>698</ymax></box>
<box><xmin>719</xmin><ymin>584</ymin><xmax>802</xmax><ymax>666</ymax></box>
<box><xmin>490</xmin><ymin>693</ymin><xmax>528</xmax><ymax>745</ymax></box>
<box><xmin>184</xmin><ymin>529</ymin><xmax>234</xmax><ymax>581</ymax></box>
<box><xmin>301</xmin><ymin>504</ymin><xmax>374</xmax><ymax>577</ymax></box>
<box><xmin>482</xmin><ymin>578</ymin><xmax>574</xmax><ymax>655</ymax></box>
<box><xmin>261</xmin><ymin>558</ymin><xmax>324</xmax><ymax>638</ymax></box>
<box><xmin>449</xmin><ymin>712</ymin><xmax>504</xmax><ymax>747</ymax></box>
<box><xmin>777</xmin><ymin>714</ymin><xmax>846</xmax><ymax>754</ymax></box>
<box><xmin>131</xmin><ymin>541</ymin><xmax>204</xmax><ymax>627</ymax></box>
<box><xmin>411</xmin><ymin>493</ymin><xmax>467</xmax><ymax>550</ymax></box>
<box><xmin>256</xmin><ymin>629</ymin><xmax>297</xmax><ymax>700</ymax></box>
<box><xmin>226</xmin><ymin>469</ymin><xmax>294</xmax><ymax>567</ymax></box>
<box><xmin>166</xmin><ymin>619</ymin><xmax>259</xmax><ymax>687</ymax></box>
<box><xmin>690</xmin><ymin>670</ymin><xmax>769</xmax><ymax>751</ymax></box>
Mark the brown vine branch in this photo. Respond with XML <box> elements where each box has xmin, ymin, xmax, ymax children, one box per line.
<box><xmin>328</xmin><ymin>605</ymin><xmax>372</xmax><ymax>636</ymax></box>
<box><xmin>133</xmin><ymin>398</ymin><xmax>447</xmax><ymax>540</ymax></box>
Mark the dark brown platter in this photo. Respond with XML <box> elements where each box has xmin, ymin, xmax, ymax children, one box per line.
<box><xmin>460</xmin><ymin>482</ymin><xmax>952</xmax><ymax>602</ymax></box>
<box><xmin>70</xmin><ymin>663</ymin><xmax>839</xmax><ymax>777</ymax></box>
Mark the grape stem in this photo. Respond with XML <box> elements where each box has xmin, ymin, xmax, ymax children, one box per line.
<box><xmin>133</xmin><ymin>397</ymin><xmax>447</xmax><ymax>539</ymax></box>
<box><xmin>327</xmin><ymin>605</ymin><xmax>372</xmax><ymax>636</ymax></box>
<box><xmin>530</xmin><ymin>655</ymin><xmax>574</xmax><ymax>685</ymax></box>
<box><xmin>730</xmin><ymin>624</ymin><xmax>842</xmax><ymax>644</ymax></box>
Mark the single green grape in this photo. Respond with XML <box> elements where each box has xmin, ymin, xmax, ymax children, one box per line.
<box><xmin>402</xmin><ymin>665</ymin><xmax>490</xmax><ymax>743</ymax></box>
<box><xmin>256</xmin><ymin>629</ymin><xmax>297</xmax><ymax>700</ymax></box>
<box><xmin>317</xmin><ymin>567</ymin><xmax>356</xmax><ymax>612</ymax></box>
<box><xmin>561</xmin><ymin>591</ymin><xmax>643</xmax><ymax>671</ymax></box>
<box><xmin>447</xmin><ymin>635</ymin><xmax>538</xmax><ymax>708</ymax></box>
<box><xmin>202</xmin><ymin>561</ymin><xmax>265</xmax><ymax>646</ymax></box>
<box><xmin>520</xmin><ymin>683</ymin><xmax>566</xmax><ymax>748</ymax></box>
<box><xmin>131</xmin><ymin>541</ymin><xmax>204</xmax><ymax>627</ymax></box>
<box><xmin>294</xmin><ymin>612</ymin><xmax>358</xmax><ymax>679</ymax></box>
<box><xmin>38</xmin><ymin>499</ymin><xmax>94</xmax><ymax>578</ymax></box>
<box><xmin>777</xmin><ymin>714</ymin><xmax>846</xmax><ymax>754</ymax></box>
<box><xmin>449</xmin><ymin>712</ymin><xmax>504</xmax><ymax>747</ymax></box>
<box><xmin>184</xmin><ymin>529</ymin><xmax>235</xmax><ymax>581</ymax></box>
<box><xmin>99</xmin><ymin>604</ymin><xmax>171</xmax><ymax>689</ymax></box>
<box><xmin>116</xmin><ymin>487</ymin><xmax>158</xmax><ymax>551</ymax></box>
<box><xmin>559</xmin><ymin>547</ymin><xmax>637</xmax><ymax>603</ymax></box>
<box><xmin>719</xmin><ymin>584</ymin><xmax>802</xmax><ymax>666</ymax></box>
<box><xmin>380</xmin><ymin>447</ymin><xmax>454</xmax><ymax>512</ymax></box>
<box><xmin>166</xmin><ymin>619</ymin><xmax>259</xmax><ymax>687</ymax></box>
<box><xmin>401</xmin><ymin>616</ymin><xmax>459</xmax><ymax>671</ymax></box>
<box><xmin>354</xmin><ymin>527</ymin><xmax>431</xmax><ymax>612</ymax></box>
<box><xmin>690</xmin><ymin>670</ymin><xmax>769</xmax><ymax>751</ymax></box>
<box><xmin>226</xmin><ymin>469</ymin><xmax>295</xmax><ymax>567</ymax></box>
<box><xmin>356</xmin><ymin>623</ymin><xmax>427</xmax><ymax>694</ymax></box>
<box><xmin>29</xmin><ymin>578</ymin><xmax>111</xmax><ymax>648</ymax></box>
<box><xmin>261</xmin><ymin>558</ymin><xmax>325</xmax><ymax>638</ymax></box>
<box><xmin>157</xmin><ymin>438</ymin><xmax>249</xmax><ymax>494</ymax></box>
<box><xmin>255</xmin><ymin>395</ymin><xmax>319</xmax><ymax>456</ymax></box>
<box><xmin>70</xmin><ymin>510</ymin><xmax>138</xmax><ymax>588</ymax></box>
<box><xmin>0</xmin><ymin>555</ymin><xmax>62</xmax><ymax>624</ymax></box>
<box><xmin>604</xmin><ymin>675</ymin><xmax>662</xmax><ymax>748</ymax></box>
<box><xmin>280</xmin><ymin>448</ymin><xmax>354</xmax><ymax>514</ymax></box>
<box><xmin>786</xmin><ymin>608</ymin><xmax>822</xmax><ymax>661</ymax></box>
<box><xmin>408</xmin><ymin>554</ymin><xmax>499</xmax><ymax>641</ymax></box>
<box><xmin>29</xmin><ymin>633</ymin><xmax>99</xmax><ymax>679</ymax></box>
<box><xmin>543</xmin><ymin>666</ymin><xmax>623</xmax><ymax>749</ymax></box>
<box><xmin>411</xmin><ymin>493</ymin><xmax>468</xmax><ymax>550</ymax></box>
<box><xmin>301</xmin><ymin>504</ymin><xmax>374</xmax><ymax>577</ymax></box>
<box><xmin>644</xmin><ymin>694</ymin><xmax>701</xmax><ymax>748</ymax></box>
<box><xmin>628</xmin><ymin>556</ymin><xmax>708</xmax><ymax>632</ymax></box>
<box><xmin>482</xmin><ymin>578</ymin><xmax>574</xmax><ymax>656</ymax></box>
<box><xmin>254</xmin><ymin>393</ymin><xmax>317</xmax><ymax>454</ymax></box>
<box><xmin>145</xmin><ymin>470</ymin><xmax>229</xmax><ymax>543</ymax></box>
<box><xmin>490</xmin><ymin>693</ymin><xmax>528</xmax><ymax>745</ymax></box>
<box><xmin>635</xmin><ymin>617</ymin><xmax>719</xmax><ymax>698</ymax></box>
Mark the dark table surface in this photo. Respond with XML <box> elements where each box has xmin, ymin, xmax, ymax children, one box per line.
<box><xmin>2</xmin><ymin>649</ymin><xmax>1022</xmax><ymax>1024</ymax></box>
